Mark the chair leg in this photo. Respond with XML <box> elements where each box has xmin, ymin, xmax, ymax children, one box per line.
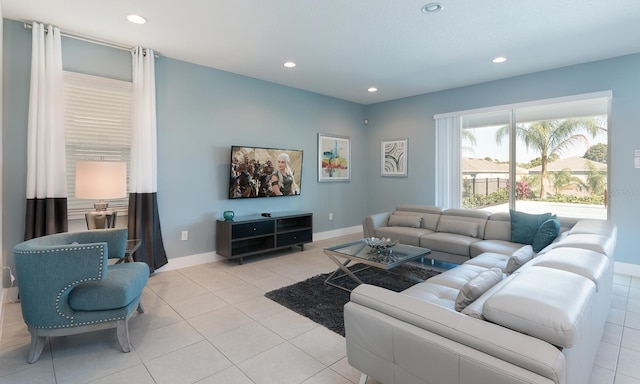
<box><xmin>116</xmin><ymin>320</ymin><xmax>132</xmax><ymax>353</ymax></box>
<box><xmin>27</xmin><ymin>328</ymin><xmax>46</xmax><ymax>364</ymax></box>
<box><xmin>137</xmin><ymin>299</ymin><xmax>145</xmax><ymax>314</ymax></box>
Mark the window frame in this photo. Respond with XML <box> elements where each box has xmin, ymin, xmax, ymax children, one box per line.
<box><xmin>435</xmin><ymin>91</ymin><xmax>611</xmax><ymax>219</ymax></box>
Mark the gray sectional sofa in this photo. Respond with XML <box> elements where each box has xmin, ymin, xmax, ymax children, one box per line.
<box><xmin>348</xmin><ymin>205</ymin><xmax>617</xmax><ymax>384</ymax></box>
<box><xmin>363</xmin><ymin>204</ymin><xmax>581</xmax><ymax>264</ymax></box>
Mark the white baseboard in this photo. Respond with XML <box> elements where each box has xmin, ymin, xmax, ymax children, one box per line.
<box><xmin>615</xmin><ymin>262</ymin><xmax>640</xmax><ymax>277</ymax></box>
<box><xmin>313</xmin><ymin>225</ymin><xmax>362</xmax><ymax>241</ymax></box>
<box><xmin>155</xmin><ymin>251</ymin><xmax>221</xmax><ymax>272</ymax></box>
<box><xmin>155</xmin><ymin>226</ymin><xmax>364</xmax><ymax>273</ymax></box>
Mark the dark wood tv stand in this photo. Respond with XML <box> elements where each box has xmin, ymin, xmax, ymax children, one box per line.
<box><xmin>215</xmin><ymin>211</ymin><xmax>313</xmax><ymax>264</ymax></box>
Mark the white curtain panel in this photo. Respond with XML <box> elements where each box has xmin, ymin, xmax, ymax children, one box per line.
<box><xmin>24</xmin><ymin>23</ymin><xmax>68</xmax><ymax>239</ymax></box>
<box><xmin>130</xmin><ymin>46</ymin><xmax>158</xmax><ymax>193</ymax></box>
<box><xmin>128</xmin><ymin>46</ymin><xmax>168</xmax><ymax>271</ymax></box>
<box><xmin>435</xmin><ymin>116</ymin><xmax>461</xmax><ymax>209</ymax></box>
<box><xmin>27</xmin><ymin>23</ymin><xmax>66</xmax><ymax>199</ymax></box>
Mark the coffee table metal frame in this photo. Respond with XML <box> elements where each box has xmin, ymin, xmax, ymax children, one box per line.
<box><xmin>323</xmin><ymin>240</ymin><xmax>432</xmax><ymax>292</ymax></box>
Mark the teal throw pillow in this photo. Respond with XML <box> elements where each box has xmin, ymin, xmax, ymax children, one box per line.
<box><xmin>532</xmin><ymin>216</ymin><xmax>561</xmax><ymax>252</ymax></box>
<box><xmin>509</xmin><ymin>209</ymin><xmax>552</xmax><ymax>245</ymax></box>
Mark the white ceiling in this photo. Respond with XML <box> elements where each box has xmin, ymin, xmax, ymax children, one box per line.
<box><xmin>3</xmin><ymin>0</ymin><xmax>640</xmax><ymax>105</ymax></box>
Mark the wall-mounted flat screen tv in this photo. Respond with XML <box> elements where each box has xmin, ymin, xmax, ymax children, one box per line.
<box><xmin>229</xmin><ymin>145</ymin><xmax>303</xmax><ymax>199</ymax></box>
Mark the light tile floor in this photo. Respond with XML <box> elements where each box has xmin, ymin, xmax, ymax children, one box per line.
<box><xmin>1</xmin><ymin>233</ymin><xmax>639</xmax><ymax>384</ymax></box>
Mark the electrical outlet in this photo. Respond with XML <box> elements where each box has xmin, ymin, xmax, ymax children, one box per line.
<box><xmin>329</xmin><ymin>213</ymin><xmax>333</xmax><ymax>220</ymax></box>
<box><xmin>181</xmin><ymin>231</ymin><xmax>188</xmax><ymax>241</ymax></box>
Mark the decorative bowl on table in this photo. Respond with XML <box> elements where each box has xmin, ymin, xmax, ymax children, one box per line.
<box><xmin>362</xmin><ymin>237</ymin><xmax>399</xmax><ymax>250</ymax></box>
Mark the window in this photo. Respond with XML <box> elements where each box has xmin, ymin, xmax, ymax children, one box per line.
<box><xmin>436</xmin><ymin>92</ymin><xmax>610</xmax><ymax>219</ymax></box>
<box><xmin>63</xmin><ymin>71</ymin><xmax>132</xmax><ymax>214</ymax></box>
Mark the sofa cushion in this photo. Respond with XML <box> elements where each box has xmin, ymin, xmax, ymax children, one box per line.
<box><xmin>552</xmin><ymin>233</ymin><xmax>616</xmax><ymax>257</ymax></box>
<box><xmin>425</xmin><ymin>263</ymin><xmax>488</xmax><ymax>290</ymax></box>
<box><xmin>483</xmin><ymin>266</ymin><xmax>595</xmax><ymax>348</ymax></box>
<box><xmin>69</xmin><ymin>263</ymin><xmax>149</xmax><ymax>311</ymax></box>
<box><xmin>437</xmin><ymin>219</ymin><xmax>479</xmax><ymax>238</ymax></box>
<box><xmin>395</xmin><ymin>205</ymin><xmax>442</xmax><ymax>230</ymax></box>
<box><xmin>401</xmin><ymin>282</ymin><xmax>459</xmax><ymax>310</ymax></box>
<box><xmin>465</xmin><ymin>252</ymin><xmax>509</xmax><ymax>270</ymax></box>
<box><xmin>441</xmin><ymin>209</ymin><xmax>490</xmax><ymax>239</ymax></box>
<box><xmin>375</xmin><ymin>227</ymin><xmax>431</xmax><ymax>247</ymax></box>
<box><xmin>532</xmin><ymin>216</ymin><xmax>560</xmax><ymax>252</ymax></box>
<box><xmin>530</xmin><ymin>248</ymin><xmax>609</xmax><ymax>291</ymax></box>
<box><xmin>418</xmin><ymin>213</ymin><xmax>443</xmax><ymax>231</ymax></box>
<box><xmin>455</xmin><ymin>268</ymin><xmax>503</xmax><ymax>312</ymax></box>
<box><xmin>388</xmin><ymin>214</ymin><xmax>422</xmax><ymax>228</ymax></box>
<box><xmin>469</xmin><ymin>240</ymin><xmax>525</xmax><ymax>258</ymax></box>
<box><xmin>570</xmin><ymin>219</ymin><xmax>617</xmax><ymax>238</ymax></box>
<box><xmin>461</xmin><ymin>273</ymin><xmax>516</xmax><ymax>320</ymax></box>
<box><xmin>484</xmin><ymin>212</ymin><xmax>512</xmax><ymax>241</ymax></box>
<box><xmin>420</xmin><ymin>232</ymin><xmax>481</xmax><ymax>258</ymax></box>
<box><xmin>395</xmin><ymin>205</ymin><xmax>442</xmax><ymax>215</ymax></box>
<box><xmin>510</xmin><ymin>209</ymin><xmax>553</xmax><ymax>244</ymax></box>
<box><xmin>390</xmin><ymin>211</ymin><xmax>441</xmax><ymax>231</ymax></box>
<box><xmin>505</xmin><ymin>245</ymin><xmax>535</xmax><ymax>274</ymax></box>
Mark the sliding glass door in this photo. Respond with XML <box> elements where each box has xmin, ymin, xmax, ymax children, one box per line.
<box><xmin>442</xmin><ymin>93</ymin><xmax>609</xmax><ymax>219</ymax></box>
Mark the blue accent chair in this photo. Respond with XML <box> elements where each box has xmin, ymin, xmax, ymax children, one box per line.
<box><xmin>13</xmin><ymin>228</ymin><xmax>149</xmax><ymax>363</ymax></box>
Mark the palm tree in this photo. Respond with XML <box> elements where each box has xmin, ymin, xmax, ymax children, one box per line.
<box><xmin>461</xmin><ymin>128</ymin><xmax>477</xmax><ymax>156</ymax></box>
<box><xmin>549</xmin><ymin>169</ymin><xmax>573</xmax><ymax>195</ymax></box>
<box><xmin>496</xmin><ymin>118</ymin><xmax>601</xmax><ymax>198</ymax></box>
<box><xmin>584</xmin><ymin>161</ymin><xmax>607</xmax><ymax>195</ymax></box>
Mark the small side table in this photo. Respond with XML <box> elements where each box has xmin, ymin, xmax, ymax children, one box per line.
<box><xmin>85</xmin><ymin>211</ymin><xmax>118</xmax><ymax>229</ymax></box>
<box><xmin>116</xmin><ymin>239</ymin><xmax>141</xmax><ymax>264</ymax></box>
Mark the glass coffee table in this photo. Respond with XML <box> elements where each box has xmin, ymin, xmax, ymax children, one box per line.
<box><xmin>323</xmin><ymin>240</ymin><xmax>431</xmax><ymax>292</ymax></box>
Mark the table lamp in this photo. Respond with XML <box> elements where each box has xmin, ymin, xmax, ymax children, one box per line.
<box><xmin>75</xmin><ymin>161</ymin><xmax>127</xmax><ymax>229</ymax></box>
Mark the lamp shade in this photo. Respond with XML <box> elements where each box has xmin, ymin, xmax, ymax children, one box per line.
<box><xmin>75</xmin><ymin>161</ymin><xmax>127</xmax><ymax>199</ymax></box>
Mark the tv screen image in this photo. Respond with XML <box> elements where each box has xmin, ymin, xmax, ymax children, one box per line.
<box><xmin>229</xmin><ymin>146</ymin><xmax>303</xmax><ymax>199</ymax></box>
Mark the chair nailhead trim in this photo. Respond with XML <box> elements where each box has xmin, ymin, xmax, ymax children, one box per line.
<box><xmin>35</xmin><ymin>244</ymin><xmax>107</xmax><ymax>322</ymax></box>
<box><xmin>17</xmin><ymin>240</ymin><xmax>127</xmax><ymax>329</ymax></box>
<box><xmin>30</xmin><ymin>315</ymin><xmax>127</xmax><ymax>329</ymax></box>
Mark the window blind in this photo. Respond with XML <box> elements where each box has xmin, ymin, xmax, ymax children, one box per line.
<box><xmin>63</xmin><ymin>71</ymin><xmax>132</xmax><ymax>212</ymax></box>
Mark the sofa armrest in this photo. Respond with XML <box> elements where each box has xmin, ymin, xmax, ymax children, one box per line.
<box><xmin>363</xmin><ymin>212</ymin><xmax>391</xmax><ymax>238</ymax></box>
<box><xmin>14</xmin><ymin>241</ymin><xmax>109</xmax><ymax>328</ymax></box>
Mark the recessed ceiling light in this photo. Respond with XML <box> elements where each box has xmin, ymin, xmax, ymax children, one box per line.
<box><xmin>492</xmin><ymin>56</ymin><xmax>507</xmax><ymax>63</ymax></box>
<box><xmin>422</xmin><ymin>2</ymin><xmax>444</xmax><ymax>13</ymax></box>
<box><xmin>283</xmin><ymin>61</ymin><xmax>296</xmax><ymax>68</ymax></box>
<box><xmin>368</xmin><ymin>87</ymin><xmax>378</xmax><ymax>93</ymax></box>
<box><xmin>126</xmin><ymin>14</ymin><xmax>147</xmax><ymax>25</ymax></box>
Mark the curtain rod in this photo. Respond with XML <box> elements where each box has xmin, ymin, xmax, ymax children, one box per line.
<box><xmin>23</xmin><ymin>21</ymin><xmax>160</xmax><ymax>57</ymax></box>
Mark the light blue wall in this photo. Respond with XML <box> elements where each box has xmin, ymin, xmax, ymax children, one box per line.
<box><xmin>364</xmin><ymin>53</ymin><xmax>640</xmax><ymax>265</ymax></box>
<box><xmin>154</xmin><ymin>57</ymin><xmax>367</xmax><ymax>257</ymax></box>
<box><xmin>2</xmin><ymin>19</ymin><xmax>367</xmax><ymax>272</ymax></box>
<box><xmin>3</xmin><ymin>20</ymin><xmax>32</xmax><ymax>275</ymax></box>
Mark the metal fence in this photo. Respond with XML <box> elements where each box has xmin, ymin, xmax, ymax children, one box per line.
<box><xmin>463</xmin><ymin>177</ymin><xmax>508</xmax><ymax>196</ymax></box>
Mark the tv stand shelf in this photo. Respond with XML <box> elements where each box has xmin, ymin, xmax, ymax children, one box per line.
<box><xmin>216</xmin><ymin>211</ymin><xmax>313</xmax><ymax>264</ymax></box>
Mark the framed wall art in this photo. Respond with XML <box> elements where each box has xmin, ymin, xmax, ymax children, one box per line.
<box><xmin>381</xmin><ymin>138</ymin><xmax>408</xmax><ymax>177</ymax></box>
<box><xmin>318</xmin><ymin>133</ymin><xmax>350</xmax><ymax>182</ymax></box>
